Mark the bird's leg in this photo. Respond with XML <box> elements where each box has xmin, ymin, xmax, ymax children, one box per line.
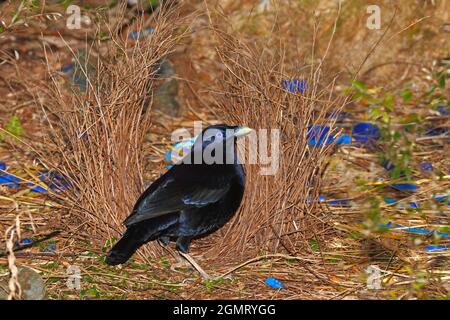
<box><xmin>169</xmin><ymin>237</ymin><xmax>194</xmax><ymax>274</ymax></box>
<box><xmin>179</xmin><ymin>252</ymin><xmax>210</xmax><ymax>279</ymax></box>
<box><xmin>175</xmin><ymin>236</ymin><xmax>210</xmax><ymax>279</ymax></box>
<box><xmin>175</xmin><ymin>236</ymin><xmax>191</xmax><ymax>253</ymax></box>
<box><xmin>158</xmin><ymin>236</ymin><xmax>170</xmax><ymax>247</ymax></box>
<box><xmin>170</xmin><ymin>252</ymin><xmax>193</xmax><ymax>273</ymax></box>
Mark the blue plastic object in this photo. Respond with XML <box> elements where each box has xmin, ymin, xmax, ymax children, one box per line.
<box><xmin>383</xmin><ymin>197</ymin><xmax>419</xmax><ymax>208</ymax></box>
<box><xmin>352</xmin><ymin>122</ymin><xmax>380</xmax><ymax>144</ymax></box>
<box><xmin>408</xmin><ymin>202</ymin><xmax>420</xmax><ymax>209</ymax></box>
<box><xmin>336</xmin><ymin>135</ymin><xmax>351</xmax><ymax>145</ymax></box>
<box><xmin>381</xmin><ymin>160</ymin><xmax>395</xmax><ymax>171</ymax></box>
<box><xmin>30</xmin><ymin>185</ymin><xmax>47</xmax><ymax>193</ymax></box>
<box><xmin>307</xmin><ymin>125</ymin><xmax>335</xmax><ymax>146</ymax></box>
<box><xmin>281</xmin><ymin>79</ymin><xmax>307</xmax><ymax>93</ymax></box>
<box><xmin>420</xmin><ymin>162</ymin><xmax>433</xmax><ymax>171</ymax></box>
<box><xmin>425</xmin><ymin>244</ymin><xmax>450</xmax><ymax>252</ymax></box>
<box><xmin>164</xmin><ymin>136</ymin><xmax>197</xmax><ymax>166</ymax></box>
<box><xmin>434</xmin><ymin>194</ymin><xmax>450</xmax><ymax>205</ymax></box>
<box><xmin>307</xmin><ymin>195</ymin><xmax>326</xmax><ymax>203</ymax></box>
<box><xmin>308</xmin><ymin>195</ymin><xmax>350</xmax><ymax>206</ymax></box>
<box><xmin>390</xmin><ymin>183</ymin><xmax>419</xmax><ymax>192</ymax></box>
<box><xmin>43</xmin><ymin>244</ymin><xmax>56</xmax><ymax>253</ymax></box>
<box><xmin>20</xmin><ymin>238</ymin><xmax>32</xmax><ymax>245</ymax></box>
<box><xmin>436</xmin><ymin>105</ymin><xmax>449</xmax><ymax>116</ymax></box>
<box><xmin>380</xmin><ymin>160</ymin><xmax>407</xmax><ymax>178</ymax></box>
<box><xmin>306</xmin><ymin>125</ymin><xmax>352</xmax><ymax>147</ymax></box>
<box><xmin>129</xmin><ymin>28</ymin><xmax>154</xmax><ymax>40</ymax></box>
<box><xmin>383</xmin><ymin>197</ymin><xmax>398</xmax><ymax>204</ymax></box>
<box><xmin>0</xmin><ymin>163</ymin><xmax>22</xmax><ymax>188</ymax></box>
<box><xmin>434</xmin><ymin>194</ymin><xmax>447</xmax><ymax>201</ymax></box>
<box><xmin>32</xmin><ymin>171</ymin><xmax>70</xmax><ymax>192</ymax></box>
<box><xmin>0</xmin><ymin>162</ymin><xmax>70</xmax><ymax>192</ymax></box>
<box><xmin>381</xmin><ymin>222</ymin><xmax>450</xmax><ymax>238</ymax></box>
<box><xmin>326</xmin><ymin>198</ymin><xmax>351</xmax><ymax>206</ymax></box>
<box><xmin>60</xmin><ymin>64</ymin><xmax>74</xmax><ymax>73</ymax></box>
<box><xmin>424</xmin><ymin>127</ymin><xmax>448</xmax><ymax>136</ymax></box>
<box><xmin>265</xmin><ymin>277</ymin><xmax>284</xmax><ymax>289</ymax></box>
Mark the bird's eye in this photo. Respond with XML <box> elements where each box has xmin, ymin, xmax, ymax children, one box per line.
<box><xmin>215</xmin><ymin>132</ymin><xmax>223</xmax><ymax>139</ymax></box>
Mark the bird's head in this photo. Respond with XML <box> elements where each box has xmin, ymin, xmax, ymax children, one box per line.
<box><xmin>188</xmin><ymin>124</ymin><xmax>253</xmax><ymax>164</ymax></box>
<box><xmin>199</xmin><ymin>124</ymin><xmax>253</xmax><ymax>144</ymax></box>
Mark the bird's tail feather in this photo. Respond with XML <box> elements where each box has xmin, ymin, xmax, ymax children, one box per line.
<box><xmin>106</xmin><ymin>214</ymin><xmax>178</xmax><ymax>266</ymax></box>
<box><xmin>105</xmin><ymin>224</ymin><xmax>157</xmax><ymax>266</ymax></box>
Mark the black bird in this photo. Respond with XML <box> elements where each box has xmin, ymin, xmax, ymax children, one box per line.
<box><xmin>105</xmin><ymin>124</ymin><xmax>253</xmax><ymax>277</ymax></box>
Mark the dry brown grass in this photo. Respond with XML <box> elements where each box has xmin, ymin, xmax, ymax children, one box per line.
<box><xmin>193</xmin><ymin>7</ymin><xmax>349</xmax><ymax>261</ymax></box>
<box><xmin>1</xmin><ymin>0</ymin><xmax>448</xmax><ymax>300</ymax></box>
<box><xmin>34</xmin><ymin>3</ymin><xmax>186</xmax><ymax>254</ymax></box>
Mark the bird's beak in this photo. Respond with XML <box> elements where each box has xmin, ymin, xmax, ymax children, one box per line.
<box><xmin>234</xmin><ymin>126</ymin><xmax>254</xmax><ymax>138</ymax></box>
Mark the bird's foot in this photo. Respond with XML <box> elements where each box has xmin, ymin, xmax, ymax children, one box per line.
<box><xmin>158</xmin><ymin>236</ymin><xmax>170</xmax><ymax>247</ymax></box>
<box><xmin>170</xmin><ymin>258</ymin><xmax>193</xmax><ymax>274</ymax></box>
<box><xmin>179</xmin><ymin>252</ymin><xmax>210</xmax><ymax>279</ymax></box>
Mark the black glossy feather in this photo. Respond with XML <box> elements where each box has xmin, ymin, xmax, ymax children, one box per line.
<box><xmin>123</xmin><ymin>165</ymin><xmax>232</xmax><ymax>226</ymax></box>
<box><xmin>106</xmin><ymin>124</ymin><xmax>247</xmax><ymax>266</ymax></box>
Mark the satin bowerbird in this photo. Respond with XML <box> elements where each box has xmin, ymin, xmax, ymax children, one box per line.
<box><xmin>106</xmin><ymin>124</ymin><xmax>253</xmax><ymax>278</ymax></box>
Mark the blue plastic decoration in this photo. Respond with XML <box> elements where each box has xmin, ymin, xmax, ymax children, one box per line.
<box><xmin>326</xmin><ymin>198</ymin><xmax>351</xmax><ymax>206</ymax></box>
<box><xmin>306</xmin><ymin>125</ymin><xmax>352</xmax><ymax>147</ymax></box>
<box><xmin>381</xmin><ymin>160</ymin><xmax>395</xmax><ymax>171</ymax></box>
<box><xmin>326</xmin><ymin>111</ymin><xmax>353</xmax><ymax>122</ymax></box>
<box><xmin>425</xmin><ymin>244</ymin><xmax>450</xmax><ymax>252</ymax></box>
<box><xmin>424</xmin><ymin>127</ymin><xmax>449</xmax><ymax>137</ymax></box>
<box><xmin>383</xmin><ymin>197</ymin><xmax>397</xmax><ymax>204</ymax></box>
<box><xmin>0</xmin><ymin>162</ymin><xmax>22</xmax><ymax>188</ymax></box>
<box><xmin>408</xmin><ymin>202</ymin><xmax>420</xmax><ymax>209</ymax></box>
<box><xmin>336</xmin><ymin>135</ymin><xmax>351</xmax><ymax>145</ymax></box>
<box><xmin>164</xmin><ymin>136</ymin><xmax>197</xmax><ymax>168</ymax></box>
<box><xmin>308</xmin><ymin>195</ymin><xmax>350</xmax><ymax>206</ymax></box>
<box><xmin>307</xmin><ymin>125</ymin><xmax>335</xmax><ymax>146</ymax></box>
<box><xmin>436</xmin><ymin>105</ymin><xmax>449</xmax><ymax>116</ymax></box>
<box><xmin>0</xmin><ymin>161</ymin><xmax>70</xmax><ymax>193</ymax></box>
<box><xmin>307</xmin><ymin>195</ymin><xmax>326</xmax><ymax>203</ymax></box>
<box><xmin>352</xmin><ymin>122</ymin><xmax>380</xmax><ymax>144</ymax></box>
<box><xmin>281</xmin><ymin>79</ymin><xmax>307</xmax><ymax>94</ymax></box>
<box><xmin>384</xmin><ymin>194</ymin><xmax>450</xmax><ymax>208</ymax></box>
<box><xmin>383</xmin><ymin>197</ymin><xmax>419</xmax><ymax>209</ymax></box>
<box><xmin>43</xmin><ymin>243</ymin><xmax>56</xmax><ymax>253</ymax></box>
<box><xmin>380</xmin><ymin>160</ymin><xmax>407</xmax><ymax>178</ymax></box>
<box><xmin>20</xmin><ymin>238</ymin><xmax>32</xmax><ymax>245</ymax></box>
<box><xmin>265</xmin><ymin>277</ymin><xmax>284</xmax><ymax>289</ymax></box>
<box><xmin>434</xmin><ymin>194</ymin><xmax>450</xmax><ymax>205</ymax></box>
<box><xmin>30</xmin><ymin>185</ymin><xmax>47</xmax><ymax>193</ymax></box>
<box><xmin>420</xmin><ymin>162</ymin><xmax>433</xmax><ymax>172</ymax></box>
<box><xmin>129</xmin><ymin>28</ymin><xmax>155</xmax><ymax>40</ymax></box>
<box><xmin>60</xmin><ymin>64</ymin><xmax>74</xmax><ymax>73</ymax></box>
<box><xmin>381</xmin><ymin>222</ymin><xmax>450</xmax><ymax>238</ymax></box>
<box><xmin>30</xmin><ymin>171</ymin><xmax>70</xmax><ymax>193</ymax></box>
<box><xmin>390</xmin><ymin>183</ymin><xmax>419</xmax><ymax>192</ymax></box>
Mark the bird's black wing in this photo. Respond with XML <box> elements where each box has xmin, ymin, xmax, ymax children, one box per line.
<box><xmin>123</xmin><ymin>171</ymin><xmax>231</xmax><ymax>227</ymax></box>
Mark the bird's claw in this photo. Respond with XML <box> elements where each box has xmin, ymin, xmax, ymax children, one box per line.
<box><xmin>170</xmin><ymin>261</ymin><xmax>193</xmax><ymax>273</ymax></box>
